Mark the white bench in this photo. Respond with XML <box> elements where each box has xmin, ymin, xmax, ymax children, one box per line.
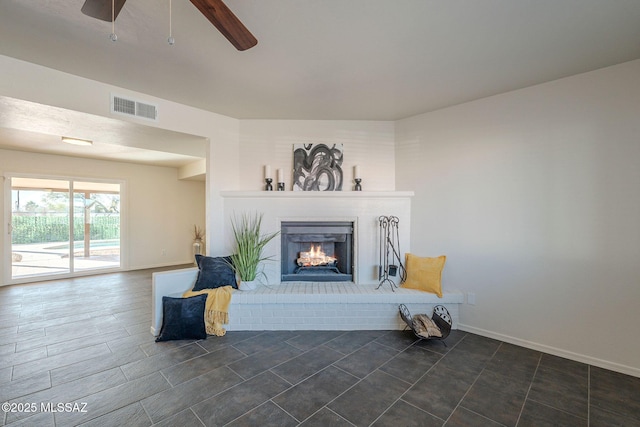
<box><xmin>151</xmin><ymin>267</ymin><xmax>463</xmax><ymax>335</ymax></box>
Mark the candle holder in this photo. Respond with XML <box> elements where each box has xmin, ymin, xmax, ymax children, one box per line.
<box><xmin>354</xmin><ymin>178</ymin><xmax>362</xmax><ymax>191</ymax></box>
<box><xmin>277</xmin><ymin>182</ymin><xmax>285</xmax><ymax>191</ymax></box>
<box><xmin>265</xmin><ymin>178</ymin><xmax>273</xmax><ymax>191</ymax></box>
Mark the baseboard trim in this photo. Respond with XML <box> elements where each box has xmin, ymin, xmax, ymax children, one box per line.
<box><xmin>129</xmin><ymin>260</ymin><xmax>194</xmax><ymax>271</ymax></box>
<box><xmin>457</xmin><ymin>323</ymin><xmax>640</xmax><ymax>378</ymax></box>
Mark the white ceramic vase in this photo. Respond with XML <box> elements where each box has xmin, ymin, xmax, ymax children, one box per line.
<box><xmin>238</xmin><ymin>280</ymin><xmax>258</xmax><ymax>291</ymax></box>
<box><xmin>192</xmin><ymin>239</ymin><xmax>203</xmax><ymax>264</ymax></box>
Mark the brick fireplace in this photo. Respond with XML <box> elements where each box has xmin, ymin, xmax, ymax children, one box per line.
<box><xmin>220</xmin><ymin>191</ymin><xmax>414</xmax><ymax>285</ymax></box>
<box><xmin>153</xmin><ymin>190</ymin><xmax>464</xmax><ymax>333</ymax></box>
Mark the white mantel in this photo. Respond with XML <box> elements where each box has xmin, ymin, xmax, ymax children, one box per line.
<box><xmin>220</xmin><ymin>191</ymin><xmax>414</xmax><ymax>199</ymax></box>
<box><xmin>220</xmin><ymin>191</ymin><xmax>414</xmax><ymax>285</ymax></box>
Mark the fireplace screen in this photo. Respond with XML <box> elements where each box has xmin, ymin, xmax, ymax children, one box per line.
<box><xmin>281</xmin><ymin>221</ymin><xmax>353</xmax><ymax>282</ymax></box>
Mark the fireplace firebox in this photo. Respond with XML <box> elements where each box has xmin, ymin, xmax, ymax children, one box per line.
<box><xmin>281</xmin><ymin>221</ymin><xmax>354</xmax><ymax>282</ymax></box>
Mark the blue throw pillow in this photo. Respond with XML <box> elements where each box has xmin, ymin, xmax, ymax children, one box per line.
<box><xmin>193</xmin><ymin>254</ymin><xmax>237</xmax><ymax>290</ymax></box>
<box><xmin>155</xmin><ymin>294</ymin><xmax>207</xmax><ymax>342</ymax></box>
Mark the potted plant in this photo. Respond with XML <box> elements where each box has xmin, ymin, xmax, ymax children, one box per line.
<box><xmin>229</xmin><ymin>212</ymin><xmax>279</xmax><ymax>290</ymax></box>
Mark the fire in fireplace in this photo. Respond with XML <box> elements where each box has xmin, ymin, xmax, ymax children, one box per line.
<box><xmin>297</xmin><ymin>245</ymin><xmax>337</xmax><ymax>267</ymax></box>
<box><xmin>281</xmin><ymin>221</ymin><xmax>354</xmax><ymax>282</ymax></box>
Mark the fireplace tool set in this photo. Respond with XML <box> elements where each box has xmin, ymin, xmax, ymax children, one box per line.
<box><xmin>377</xmin><ymin>215</ymin><xmax>406</xmax><ymax>291</ymax></box>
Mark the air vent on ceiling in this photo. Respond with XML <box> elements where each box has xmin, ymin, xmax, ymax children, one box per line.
<box><xmin>111</xmin><ymin>94</ymin><xmax>158</xmax><ymax>121</ymax></box>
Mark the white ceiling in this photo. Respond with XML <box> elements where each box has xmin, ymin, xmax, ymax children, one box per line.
<box><xmin>1</xmin><ymin>0</ymin><xmax>640</xmax><ymax>164</ymax></box>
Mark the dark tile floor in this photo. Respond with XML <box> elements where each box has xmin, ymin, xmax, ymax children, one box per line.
<box><xmin>1</xmin><ymin>268</ymin><xmax>639</xmax><ymax>426</ymax></box>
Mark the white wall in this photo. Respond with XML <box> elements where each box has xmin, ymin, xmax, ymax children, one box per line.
<box><xmin>238</xmin><ymin>120</ymin><xmax>395</xmax><ymax>191</ymax></box>
<box><xmin>0</xmin><ymin>149</ymin><xmax>205</xmax><ymax>284</ymax></box>
<box><xmin>396</xmin><ymin>59</ymin><xmax>640</xmax><ymax>375</ymax></box>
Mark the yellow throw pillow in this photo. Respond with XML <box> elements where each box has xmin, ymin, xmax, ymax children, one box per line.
<box><xmin>400</xmin><ymin>253</ymin><xmax>446</xmax><ymax>297</ymax></box>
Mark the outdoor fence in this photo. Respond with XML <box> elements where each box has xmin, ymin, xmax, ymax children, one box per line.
<box><xmin>11</xmin><ymin>214</ymin><xmax>120</xmax><ymax>244</ymax></box>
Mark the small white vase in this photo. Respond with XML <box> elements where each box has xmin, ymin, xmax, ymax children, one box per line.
<box><xmin>238</xmin><ymin>280</ymin><xmax>259</xmax><ymax>291</ymax></box>
<box><xmin>192</xmin><ymin>239</ymin><xmax>203</xmax><ymax>263</ymax></box>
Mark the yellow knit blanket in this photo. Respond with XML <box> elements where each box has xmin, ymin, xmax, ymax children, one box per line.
<box><xmin>182</xmin><ymin>286</ymin><xmax>232</xmax><ymax>336</ymax></box>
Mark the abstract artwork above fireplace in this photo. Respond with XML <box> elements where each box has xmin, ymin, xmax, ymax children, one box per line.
<box><xmin>281</xmin><ymin>221</ymin><xmax>353</xmax><ymax>282</ymax></box>
<box><xmin>292</xmin><ymin>143</ymin><xmax>344</xmax><ymax>191</ymax></box>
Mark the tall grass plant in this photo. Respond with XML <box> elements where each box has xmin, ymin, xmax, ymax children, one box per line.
<box><xmin>230</xmin><ymin>212</ymin><xmax>279</xmax><ymax>282</ymax></box>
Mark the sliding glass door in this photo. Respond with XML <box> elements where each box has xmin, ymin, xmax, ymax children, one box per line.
<box><xmin>9</xmin><ymin>176</ymin><xmax>121</xmax><ymax>281</ymax></box>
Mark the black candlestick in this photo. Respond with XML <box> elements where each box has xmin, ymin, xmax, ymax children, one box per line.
<box><xmin>354</xmin><ymin>178</ymin><xmax>362</xmax><ymax>191</ymax></box>
<box><xmin>265</xmin><ymin>178</ymin><xmax>273</xmax><ymax>191</ymax></box>
<box><xmin>277</xmin><ymin>182</ymin><xmax>285</xmax><ymax>191</ymax></box>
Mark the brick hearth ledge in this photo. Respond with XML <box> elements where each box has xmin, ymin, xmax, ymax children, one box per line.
<box><xmin>151</xmin><ymin>267</ymin><xmax>463</xmax><ymax>335</ymax></box>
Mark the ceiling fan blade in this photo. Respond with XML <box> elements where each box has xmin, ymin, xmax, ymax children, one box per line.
<box><xmin>81</xmin><ymin>0</ymin><xmax>127</xmax><ymax>22</ymax></box>
<box><xmin>189</xmin><ymin>0</ymin><xmax>258</xmax><ymax>51</ymax></box>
